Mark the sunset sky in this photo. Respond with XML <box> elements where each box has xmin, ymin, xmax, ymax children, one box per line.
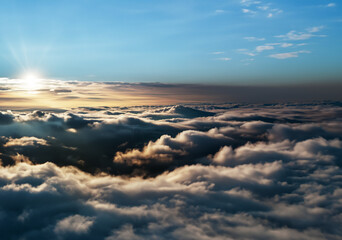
<box><xmin>0</xmin><ymin>1</ymin><xmax>342</xmax><ymax>239</ymax></box>
<box><xmin>0</xmin><ymin>0</ymin><xmax>341</xmax><ymax>83</ymax></box>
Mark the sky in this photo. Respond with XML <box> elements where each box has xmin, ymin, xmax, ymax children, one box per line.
<box><xmin>0</xmin><ymin>0</ymin><xmax>341</xmax><ymax>83</ymax></box>
<box><xmin>0</xmin><ymin>2</ymin><xmax>342</xmax><ymax>239</ymax></box>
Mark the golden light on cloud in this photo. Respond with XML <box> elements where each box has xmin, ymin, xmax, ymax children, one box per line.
<box><xmin>0</xmin><ymin>77</ymin><xmax>218</xmax><ymax>110</ymax></box>
<box><xmin>0</xmin><ymin>77</ymin><xmax>341</xmax><ymax>110</ymax></box>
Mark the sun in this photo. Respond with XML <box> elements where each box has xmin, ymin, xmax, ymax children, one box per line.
<box><xmin>21</xmin><ymin>71</ymin><xmax>42</xmax><ymax>92</ymax></box>
<box><xmin>24</xmin><ymin>72</ymin><xmax>39</xmax><ymax>81</ymax></box>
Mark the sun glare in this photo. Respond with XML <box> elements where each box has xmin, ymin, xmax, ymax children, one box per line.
<box><xmin>21</xmin><ymin>71</ymin><xmax>42</xmax><ymax>93</ymax></box>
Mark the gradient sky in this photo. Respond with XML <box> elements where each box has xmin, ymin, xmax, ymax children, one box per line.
<box><xmin>0</xmin><ymin>0</ymin><xmax>341</xmax><ymax>83</ymax></box>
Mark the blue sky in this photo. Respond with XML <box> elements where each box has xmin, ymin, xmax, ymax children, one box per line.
<box><xmin>0</xmin><ymin>0</ymin><xmax>341</xmax><ymax>83</ymax></box>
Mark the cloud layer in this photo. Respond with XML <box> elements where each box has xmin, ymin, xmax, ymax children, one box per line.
<box><xmin>1</xmin><ymin>79</ymin><xmax>342</xmax><ymax>110</ymax></box>
<box><xmin>0</xmin><ymin>102</ymin><xmax>341</xmax><ymax>239</ymax></box>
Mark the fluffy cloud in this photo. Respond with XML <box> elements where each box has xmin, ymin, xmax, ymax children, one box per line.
<box><xmin>54</xmin><ymin>215</ymin><xmax>94</xmax><ymax>235</ymax></box>
<box><xmin>4</xmin><ymin>137</ymin><xmax>49</xmax><ymax>147</ymax></box>
<box><xmin>114</xmin><ymin>129</ymin><xmax>232</xmax><ymax>170</ymax></box>
<box><xmin>0</xmin><ymin>102</ymin><xmax>341</xmax><ymax>239</ymax></box>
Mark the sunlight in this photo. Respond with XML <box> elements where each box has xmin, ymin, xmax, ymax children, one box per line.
<box><xmin>21</xmin><ymin>71</ymin><xmax>42</xmax><ymax>93</ymax></box>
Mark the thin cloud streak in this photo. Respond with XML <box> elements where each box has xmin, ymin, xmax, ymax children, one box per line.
<box><xmin>269</xmin><ymin>50</ymin><xmax>311</xmax><ymax>59</ymax></box>
<box><xmin>0</xmin><ymin>79</ymin><xmax>342</xmax><ymax>110</ymax></box>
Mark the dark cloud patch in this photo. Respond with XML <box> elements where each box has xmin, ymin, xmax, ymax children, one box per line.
<box><xmin>0</xmin><ymin>112</ymin><xmax>14</xmax><ymax>125</ymax></box>
<box><xmin>30</xmin><ymin>110</ymin><xmax>46</xmax><ymax>118</ymax></box>
<box><xmin>166</xmin><ymin>105</ymin><xmax>215</xmax><ymax>118</ymax></box>
<box><xmin>51</xmin><ymin>89</ymin><xmax>72</xmax><ymax>93</ymax></box>
<box><xmin>268</xmin><ymin>123</ymin><xmax>342</xmax><ymax>142</ymax></box>
<box><xmin>64</xmin><ymin>113</ymin><xmax>93</xmax><ymax>129</ymax></box>
<box><xmin>61</xmin><ymin>96</ymin><xmax>80</xmax><ymax>99</ymax></box>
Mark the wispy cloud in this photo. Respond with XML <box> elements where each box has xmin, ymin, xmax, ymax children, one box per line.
<box><xmin>242</xmin><ymin>8</ymin><xmax>256</xmax><ymax>15</ymax></box>
<box><xmin>240</xmin><ymin>0</ymin><xmax>261</xmax><ymax>7</ymax></box>
<box><xmin>241</xmin><ymin>58</ymin><xmax>255</xmax><ymax>65</ymax></box>
<box><xmin>269</xmin><ymin>50</ymin><xmax>310</xmax><ymax>59</ymax></box>
<box><xmin>211</xmin><ymin>51</ymin><xmax>224</xmax><ymax>55</ymax></box>
<box><xmin>325</xmin><ymin>3</ymin><xmax>336</xmax><ymax>7</ymax></box>
<box><xmin>307</xmin><ymin>26</ymin><xmax>324</xmax><ymax>33</ymax></box>
<box><xmin>237</xmin><ymin>49</ymin><xmax>256</xmax><ymax>56</ymax></box>
<box><xmin>217</xmin><ymin>57</ymin><xmax>232</xmax><ymax>61</ymax></box>
<box><xmin>276</xmin><ymin>31</ymin><xmax>313</xmax><ymax>40</ymax></box>
<box><xmin>276</xmin><ymin>27</ymin><xmax>326</xmax><ymax>41</ymax></box>
<box><xmin>240</xmin><ymin>0</ymin><xmax>282</xmax><ymax>18</ymax></box>
<box><xmin>256</xmin><ymin>45</ymin><xmax>274</xmax><ymax>52</ymax></box>
<box><xmin>297</xmin><ymin>43</ymin><xmax>308</xmax><ymax>46</ymax></box>
<box><xmin>215</xmin><ymin>9</ymin><xmax>225</xmax><ymax>14</ymax></box>
<box><xmin>244</xmin><ymin>37</ymin><xmax>265</xmax><ymax>41</ymax></box>
<box><xmin>280</xmin><ymin>43</ymin><xmax>293</xmax><ymax>48</ymax></box>
<box><xmin>241</xmin><ymin>58</ymin><xmax>254</xmax><ymax>62</ymax></box>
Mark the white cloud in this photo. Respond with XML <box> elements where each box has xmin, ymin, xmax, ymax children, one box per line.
<box><xmin>237</xmin><ymin>49</ymin><xmax>257</xmax><ymax>56</ymax></box>
<box><xmin>215</xmin><ymin>9</ymin><xmax>225</xmax><ymax>14</ymax></box>
<box><xmin>276</xmin><ymin>31</ymin><xmax>313</xmax><ymax>41</ymax></box>
<box><xmin>242</xmin><ymin>8</ymin><xmax>256</xmax><ymax>14</ymax></box>
<box><xmin>281</xmin><ymin>43</ymin><xmax>293</xmax><ymax>48</ymax></box>
<box><xmin>269</xmin><ymin>50</ymin><xmax>310</xmax><ymax>59</ymax></box>
<box><xmin>211</xmin><ymin>51</ymin><xmax>224</xmax><ymax>55</ymax></box>
<box><xmin>276</xmin><ymin>27</ymin><xmax>325</xmax><ymax>41</ymax></box>
<box><xmin>240</xmin><ymin>1</ymin><xmax>282</xmax><ymax>18</ymax></box>
<box><xmin>244</xmin><ymin>37</ymin><xmax>265</xmax><ymax>41</ymax></box>
<box><xmin>307</xmin><ymin>26</ymin><xmax>324</xmax><ymax>33</ymax></box>
<box><xmin>256</xmin><ymin>45</ymin><xmax>274</xmax><ymax>52</ymax></box>
<box><xmin>326</xmin><ymin>3</ymin><xmax>336</xmax><ymax>7</ymax></box>
<box><xmin>258</xmin><ymin>5</ymin><xmax>269</xmax><ymax>11</ymax></box>
<box><xmin>240</xmin><ymin>0</ymin><xmax>261</xmax><ymax>7</ymax></box>
<box><xmin>244</xmin><ymin>52</ymin><xmax>256</xmax><ymax>56</ymax></box>
<box><xmin>217</xmin><ymin>57</ymin><xmax>232</xmax><ymax>61</ymax></box>
<box><xmin>269</xmin><ymin>52</ymin><xmax>297</xmax><ymax>59</ymax></box>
